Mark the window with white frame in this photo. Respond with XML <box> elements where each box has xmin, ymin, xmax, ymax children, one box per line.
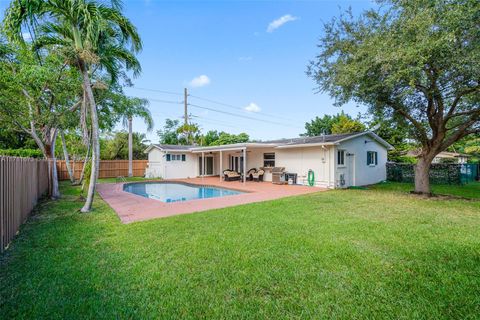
<box><xmin>166</xmin><ymin>154</ymin><xmax>186</xmax><ymax>162</ymax></box>
<box><xmin>337</xmin><ymin>150</ymin><xmax>345</xmax><ymax>166</ymax></box>
<box><xmin>367</xmin><ymin>151</ymin><xmax>378</xmax><ymax>166</ymax></box>
<box><xmin>263</xmin><ymin>153</ymin><xmax>275</xmax><ymax>167</ymax></box>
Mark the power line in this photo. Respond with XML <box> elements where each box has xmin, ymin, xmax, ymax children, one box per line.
<box><xmin>191</xmin><ymin>114</ymin><xmax>257</xmax><ymax>130</ymax></box>
<box><xmin>137</xmin><ymin>96</ymin><xmax>302</xmax><ymax>129</ymax></box>
<box><xmin>136</xmin><ymin>97</ymin><xmax>183</xmax><ymax>105</ymax></box>
<box><xmin>188</xmin><ymin>103</ymin><xmax>303</xmax><ymax>129</ymax></box>
<box><xmin>129</xmin><ymin>87</ymin><xmax>183</xmax><ymax>96</ymax></box>
<box><xmin>189</xmin><ymin>94</ymin><xmax>295</xmax><ymax>122</ymax></box>
<box><xmin>193</xmin><ymin>117</ymin><xmax>245</xmax><ymax>130</ymax></box>
<box><xmin>129</xmin><ymin>86</ymin><xmax>302</xmax><ymax>124</ymax></box>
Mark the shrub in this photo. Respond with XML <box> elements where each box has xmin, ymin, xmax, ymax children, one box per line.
<box><xmin>0</xmin><ymin>149</ymin><xmax>43</xmax><ymax>158</ymax></box>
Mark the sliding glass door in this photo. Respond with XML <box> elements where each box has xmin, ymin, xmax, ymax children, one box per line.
<box><xmin>230</xmin><ymin>155</ymin><xmax>244</xmax><ymax>173</ymax></box>
<box><xmin>199</xmin><ymin>156</ymin><xmax>214</xmax><ymax>176</ymax></box>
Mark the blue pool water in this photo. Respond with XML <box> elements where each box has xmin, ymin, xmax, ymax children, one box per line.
<box><xmin>123</xmin><ymin>182</ymin><xmax>244</xmax><ymax>203</ymax></box>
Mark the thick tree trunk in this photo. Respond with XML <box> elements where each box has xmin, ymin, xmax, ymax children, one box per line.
<box><xmin>80</xmin><ymin>64</ymin><xmax>100</xmax><ymax>213</ymax></box>
<box><xmin>60</xmin><ymin>130</ymin><xmax>75</xmax><ymax>183</ymax></box>
<box><xmin>414</xmin><ymin>153</ymin><xmax>436</xmax><ymax>195</ymax></box>
<box><xmin>128</xmin><ymin>117</ymin><xmax>133</xmax><ymax>177</ymax></box>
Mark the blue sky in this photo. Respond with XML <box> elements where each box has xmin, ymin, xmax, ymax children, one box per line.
<box><xmin>0</xmin><ymin>0</ymin><xmax>374</xmax><ymax>142</ymax></box>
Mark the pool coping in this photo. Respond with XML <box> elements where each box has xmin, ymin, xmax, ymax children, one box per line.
<box><xmin>97</xmin><ymin>178</ymin><xmax>326</xmax><ymax>223</ymax></box>
<box><xmin>122</xmin><ymin>180</ymin><xmax>253</xmax><ymax>195</ymax></box>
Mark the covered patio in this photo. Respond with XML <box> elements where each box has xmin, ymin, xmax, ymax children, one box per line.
<box><xmin>190</xmin><ymin>143</ymin><xmax>278</xmax><ymax>184</ymax></box>
<box><xmin>97</xmin><ymin>177</ymin><xmax>324</xmax><ymax>223</ymax></box>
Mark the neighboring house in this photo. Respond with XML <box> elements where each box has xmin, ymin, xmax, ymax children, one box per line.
<box><xmin>144</xmin><ymin>131</ymin><xmax>393</xmax><ymax>188</ymax></box>
<box><xmin>432</xmin><ymin>152</ymin><xmax>470</xmax><ymax>164</ymax></box>
<box><xmin>407</xmin><ymin>150</ymin><xmax>470</xmax><ymax>164</ymax></box>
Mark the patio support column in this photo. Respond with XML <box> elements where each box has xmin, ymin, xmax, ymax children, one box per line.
<box><xmin>219</xmin><ymin>150</ymin><xmax>223</xmax><ymax>182</ymax></box>
<box><xmin>243</xmin><ymin>147</ymin><xmax>246</xmax><ymax>184</ymax></box>
<box><xmin>201</xmin><ymin>152</ymin><xmax>205</xmax><ymax>180</ymax></box>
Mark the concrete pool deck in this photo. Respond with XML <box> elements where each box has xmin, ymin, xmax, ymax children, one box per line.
<box><xmin>97</xmin><ymin>177</ymin><xmax>326</xmax><ymax>223</ymax></box>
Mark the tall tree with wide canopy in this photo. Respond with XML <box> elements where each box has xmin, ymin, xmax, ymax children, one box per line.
<box><xmin>308</xmin><ymin>0</ymin><xmax>480</xmax><ymax>194</ymax></box>
<box><xmin>0</xmin><ymin>42</ymin><xmax>81</xmax><ymax>198</ymax></box>
<box><xmin>4</xmin><ymin>0</ymin><xmax>142</xmax><ymax>211</ymax></box>
<box><xmin>115</xmin><ymin>96</ymin><xmax>152</xmax><ymax>176</ymax></box>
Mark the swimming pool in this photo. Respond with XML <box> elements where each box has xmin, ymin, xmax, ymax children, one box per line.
<box><xmin>123</xmin><ymin>182</ymin><xmax>244</xmax><ymax>203</ymax></box>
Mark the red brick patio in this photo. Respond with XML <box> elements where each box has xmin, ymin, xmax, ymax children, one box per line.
<box><xmin>97</xmin><ymin>177</ymin><xmax>326</xmax><ymax>223</ymax></box>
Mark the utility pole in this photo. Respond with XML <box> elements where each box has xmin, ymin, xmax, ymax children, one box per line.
<box><xmin>184</xmin><ymin>87</ymin><xmax>190</xmax><ymax>144</ymax></box>
<box><xmin>184</xmin><ymin>87</ymin><xmax>188</xmax><ymax>126</ymax></box>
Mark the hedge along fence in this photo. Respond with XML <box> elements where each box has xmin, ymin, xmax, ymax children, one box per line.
<box><xmin>56</xmin><ymin>160</ymin><xmax>148</xmax><ymax>180</ymax></box>
<box><xmin>387</xmin><ymin>162</ymin><xmax>479</xmax><ymax>185</ymax></box>
<box><xmin>0</xmin><ymin>148</ymin><xmax>44</xmax><ymax>158</ymax></box>
<box><xmin>1</xmin><ymin>157</ymin><xmax>49</xmax><ymax>253</ymax></box>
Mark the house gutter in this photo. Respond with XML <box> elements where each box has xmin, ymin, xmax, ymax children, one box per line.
<box><xmin>274</xmin><ymin>142</ymin><xmax>337</xmax><ymax>149</ymax></box>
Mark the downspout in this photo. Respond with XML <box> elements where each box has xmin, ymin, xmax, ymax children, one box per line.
<box><xmin>321</xmin><ymin>145</ymin><xmax>331</xmax><ymax>188</ymax></box>
<box><xmin>164</xmin><ymin>151</ymin><xmax>167</xmax><ymax>179</ymax></box>
<box><xmin>352</xmin><ymin>154</ymin><xmax>356</xmax><ymax>187</ymax></box>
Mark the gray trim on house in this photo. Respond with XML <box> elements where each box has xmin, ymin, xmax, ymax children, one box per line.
<box><xmin>145</xmin><ymin>131</ymin><xmax>394</xmax><ymax>153</ymax></box>
<box><xmin>262</xmin><ymin>132</ymin><xmax>359</xmax><ymax>145</ymax></box>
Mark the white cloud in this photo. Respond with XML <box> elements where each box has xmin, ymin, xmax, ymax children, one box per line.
<box><xmin>189</xmin><ymin>75</ymin><xmax>211</xmax><ymax>88</ymax></box>
<box><xmin>267</xmin><ymin>14</ymin><xmax>299</xmax><ymax>33</ymax></box>
<box><xmin>238</xmin><ymin>56</ymin><xmax>253</xmax><ymax>62</ymax></box>
<box><xmin>244</xmin><ymin>102</ymin><xmax>261</xmax><ymax>113</ymax></box>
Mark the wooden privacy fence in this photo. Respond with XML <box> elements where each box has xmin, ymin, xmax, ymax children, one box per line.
<box><xmin>1</xmin><ymin>156</ymin><xmax>49</xmax><ymax>253</ymax></box>
<box><xmin>56</xmin><ymin>160</ymin><xmax>148</xmax><ymax>180</ymax></box>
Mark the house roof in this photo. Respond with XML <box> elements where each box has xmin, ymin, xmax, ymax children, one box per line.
<box><xmin>145</xmin><ymin>131</ymin><xmax>394</xmax><ymax>153</ymax></box>
<box><xmin>436</xmin><ymin>151</ymin><xmax>470</xmax><ymax>158</ymax></box>
<box><xmin>144</xmin><ymin>144</ymin><xmax>195</xmax><ymax>153</ymax></box>
<box><xmin>271</xmin><ymin>132</ymin><xmax>394</xmax><ymax>150</ymax></box>
<box><xmin>407</xmin><ymin>150</ymin><xmax>470</xmax><ymax>158</ymax></box>
<box><xmin>262</xmin><ymin>132</ymin><xmax>360</xmax><ymax>145</ymax></box>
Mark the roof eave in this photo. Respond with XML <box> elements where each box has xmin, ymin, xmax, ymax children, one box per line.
<box><xmin>274</xmin><ymin>142</ymin><xmax>337</xmax><ymax>149</ymax></box>
<box><xmin>144</xmin><ymin>144</ymin><xmax>163</xmax><ymax>153</ymax></box>
<box><xmin>190</xmin><ymin>143</ymin><xmax>279</xmax><ymax>153</ymax></box>
<box><xmin>336</xmin><ymin>131</ymin><xmax>394</xmax><ymax>150</ymax></box>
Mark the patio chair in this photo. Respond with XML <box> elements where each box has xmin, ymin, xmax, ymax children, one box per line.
<box><xmin>246</xmin><ymin>168</ymin><xmax>257</xmax><ymax>181</ymax></box>
<box><xmin>223</xmin><ymin>169</ymin><xmax>241</xmax><ymax>181</ymax></box>
<box><xmin>252</xmin><ymin>169</ymin><xmax>265</xmax><ymax>182</ymax></box>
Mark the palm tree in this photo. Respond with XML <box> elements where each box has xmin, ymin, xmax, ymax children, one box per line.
<box><xmin>4</xmin><ymin>0</ymin><xmax>142</xmax><ymax>212</ymax></box>
<box><xmin>117</xmin><ymin>97</ymin><xmax>153</xmax><ymax>177</ymax></box>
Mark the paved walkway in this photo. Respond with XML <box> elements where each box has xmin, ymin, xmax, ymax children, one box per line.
<box><xmin>97</xmin><ymin>177</ymin><xmax>326</xmax><ymax>223</ymax></box>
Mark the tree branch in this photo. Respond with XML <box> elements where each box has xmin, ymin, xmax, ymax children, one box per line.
<box><xmin>390</xmin><ymin>104</ymin><xmax>429</xmax><ymax>144</ymax></box>
<box><xmin>445</xmin><ymin>86</ymin><xmax>480</xmax><ymax>120</ymax></box>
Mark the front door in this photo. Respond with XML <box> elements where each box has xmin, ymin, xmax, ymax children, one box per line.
<box><xmin>199</xmin><ymin>156</ymin><xmax>214</xmax><ymax>176</ymax></box>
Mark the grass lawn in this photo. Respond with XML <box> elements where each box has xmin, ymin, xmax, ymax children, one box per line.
<box><xmin>371</xmin><ymin>181</ymin><xmax>480</xmax><ymax>199</ymax></box>
<box><xmin>1</xmin><ymin>181</ymin><xmax>479</xmax><ymax>319</ymax></box>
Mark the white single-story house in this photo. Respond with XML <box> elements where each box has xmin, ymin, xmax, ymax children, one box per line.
<box><xmin>144</xmin><ymin>131</ymin><xmax>393</xmax><ymax>188</ymax></box>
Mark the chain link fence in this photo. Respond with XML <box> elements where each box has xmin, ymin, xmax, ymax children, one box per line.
<box><xmin>387</xmin><ymin>162</ymin><xmax>479</xmax><ymax>185</ymax></box>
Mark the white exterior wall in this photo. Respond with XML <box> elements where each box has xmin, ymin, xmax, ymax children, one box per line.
<box><xmin>334</xmin><ymin>136</ymin><xmax>388</xmax><ymax>187</ymax></box>
<box><xmin>275</xmin><ymin>146</ymin><xmax>334</xmax><ymax>188</ymax></box>
<box><xmin>164</xmin><ymin>152</ymin><xmax>197</xmax><ymax>179</ymax></box>
<box><xmin>145</xmin><ymin>148</ymin><xmax>165</xmax><ymax>178</ymax></box>
<box><xmin>145</xmin><ymin>148</ymin><xmax>197</xmax><ymax>179</ymax></box>
<box><xmin>145</xmin><ymin>134</ymin><xmax>388</xmax><ymax>188</ymax></box>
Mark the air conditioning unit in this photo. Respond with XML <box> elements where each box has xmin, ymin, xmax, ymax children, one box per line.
<box><xmin>339</xmin><ymin>173</ymin><xmax>346</xmax><ymax>187</ymax></box>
